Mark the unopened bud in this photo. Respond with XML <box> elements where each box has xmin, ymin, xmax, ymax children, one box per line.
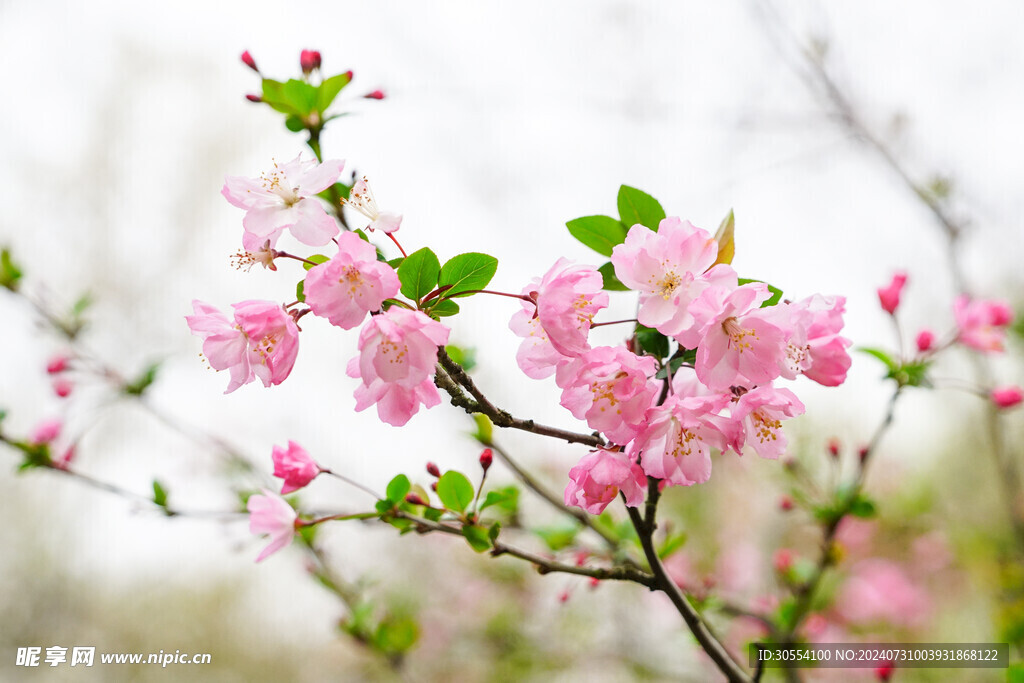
<box><xmin>426</xmin><ymin>462</ymin><xmax>441</xmax><ymax>477</ymax></box>
<box><xmin>479</xmin><ymin>448</ymin><xmax>493</xmax><ymax>471</ymax></box>
<box><xmin>430</xmin><ymin>481</ymin><xmax>438</xmax><ymax>492</ymax></box>
<box><xmin>53</xmin><ymin>378</ymin><xmax>73</xmax><ymax>398</ymax></box>
<box><xmin>558</xmin><ymin>591</ymin><xmax>570</xmax><ymax>603</ymax></box>
<box><xmin>877</xmin><ymin>271</ymin><xmax>907</xmax><ymax>316</ymax></box>
<box><xmin>363</xmin><ymin>89</ymin><xmax>385</xmax><ymax>100</ymax></box>
<box><xmin>46</xmin><ymin>355</ymin><xmax>68</xmax><ymax>374</ymax></box>
<box><xmin>773</xmin><ymin>549</ymin><xmax>794</xmax><ymax>573</ymax></box>
<box><xmin>300</xmin><ymin>49</ymin><xmax>321</xmax><ymax>74</ymax></box>
<box><xmin>874</xmin><ymin>662</ymin><xmax>895</xmax><ymax>681</ymax></box>
<box><xmin>991</xmin><ymin>386</ymin><xmax>1024</xmax><ymax>410</ymax></box>
<box><xmin>779</xmin><ymin>495</ymin><xmax>794</xmax><ymax>511</ymax></box>
<box><xmin>240</xmin><ymin>51</ymin><xmax>259</xmax><ymax>73</ymax></box>
<box><xmin>827</xmin><ymin>437</ymin><xmax>841</xmax><ymax>459</ymax></box>
<box><xmin>405</xmin><ymin>493</ymin><xmax>427</xmax><ymax>506</ymax></box>
<box><xmin>245</xmin><ymin>93</ymin><xmax>262</xmax><ymax>103</ymax></box>
<box><xmin>915</xmin><ymin>329</ymin><xmax>935</xmax><ymax>353</ymax></box>
<box><xmin>344</xmin><ymin>69</ymin><xmax>354</xmax><ymax>81</ymax></box>
<box><xmin>858</xmin><ymin>446</ymin><xmax>870</xmax><ymax>463</ymax></box>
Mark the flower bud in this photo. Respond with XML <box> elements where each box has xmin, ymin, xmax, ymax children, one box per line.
<box><xmin>915</xmin><ymin>329</ymin><xmax>935</xmax><ymax>353</ymax></box>
<box><xmin>363</xmin><ymin>89</ymin><xmax>385</xmax><ymax>100</ymax></box>
<box><xmin>773</xmin><ymin>549</ymin><xmax>794</xmax><ymax>573</ymax></box>
<box><xmin>245</xmin><ymin>93</ymin><xmax>262</xmax><ymax>103</ymax></box>
<box><xmin>29</xmin><ymin>418</ymin><xmax>62</xmax><ymax>445</ymax></box>
<box><xmin>53</xmin><ymin>378</ymin><xmax>73</xmax><ymax>398</ymax></box>
<box><xmin>827</xmin><ymin>437</ymin><xmax>841</xmax><ymax>459</ymax></box>
<box><xmin>858</xmin><ymin>446</ymin><xmax>870</xmax><ymax>463</ymax></box>
<box><xmin>46</xmin><ymin>355</ymin><xmax>68</xmax><ymax>374</ymax></box>
<box><xmin>240</xmin><ymin>51</ymin><xmax>259</xmax><ymax>73</ymax></box>
<box><xmin>876</xmin><ymin>271</ymin><xmax>907</xmax><ymax>315</ymax></box>
<box><xmin>874</xmin><ymin>662</ymin><xmax>895</xmax><ymax>682</ymax></box>
<box><xmin>779</xmin><ymin>495</ymin><xmax>794</xmax><ymax>511</ymax></box>
<box><xmin>430</xmin><ymin>481</ymin><xmax>438</xmax><ymax>492</ymax></box>
<box><xmin>300</xmin><ymin>49</ymin><xmax>321</xmax><ymax>74</ymax></box>
<box><xmin>479</xmin><ymin>448</ymin><xmax>493</xmax><ymax>471</ymax></box>
<box><xmin>405</xmin><ymin>493</ymin><xmax>427</xmax><ymax>506</ymax></box>
<box><xmin>991</xmin><ymin>386</ymin><xmax>1024</xmax><ymax>409</ymax></box>
<box><xmin>426</xmin><ymin>461</ymin><xmax>441</xmax><ymax>478</ymax></box>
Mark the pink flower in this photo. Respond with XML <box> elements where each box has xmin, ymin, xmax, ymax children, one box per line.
<box><xmin>796</xmin><ymin>295</ymin><xmax>852</xmax><ymax>387</ymax></box>
<box><xmin>508</xmin><ymin>309</ymin><xmax>563</xmax><ymax>379</ymax></box>
<box><xmin>876</xmin><ymin>271</ymin><xmax>907</xmax><ymax>315</ymax></box>
<box><xmin>689</xmin><ymin>282</ymin><xmax>789</xmax><ymax>391</ymax></box>
<box><xmin>343</xmin><ymin>176</ymin><xmax>402</xmax><ymax>233</ymax></box>
<box><xmin>728</xmin><ymin>384</ymin><xmax>805</xmax><ymax>459</ymax></box>
<box><xmin>836</xmin><ymin>559</ymin><xmax>930</xmax><ymax>628</ymax></box>
<box><xmin>222</xmin><ymin>155</ymin><xmax>344</xmax><ymax>250</ymax></box>
<box><xmin>915</xmin><ymin>329</ymin><xmax>935</xmax><ymax>353</ymax></box>
<box><xmin>347</xmin><ymin>308</ymin><xmax>450</xmax><ymax>426</ymax></box>
<box><xmin>247</xmin><ymin>489</ymin><xmax>298</xmax><ymax>562</ymax></box>
<box><xmin>555</xmin><ymin>346</ymin><xmax>659</xmax><ymax>445</ymax></box>
<box><xmin>954</xmin><ymin>295</ymin><xmax>1013</xmax><ymax>352</ymax></box>
<box><xmin>304</xmin><ymin>231</ymin><xmax>400</xmax><ymax>329</ymax></box>
<box><xmin>535</xmin><ymin>258</ymin><xmax>609</xmax><ymax>357</ymax></box>
<box><xmin>991</xmin><ymin>386</ymin><xmax>1024</xmax><ymax>409</ymax></box>
<box><xmin>564</xmin><ymin>450</ymin><xmax>647</xmax><ymax>514</ymax></box>
<box><xmin>29</xmin><ymin>418</ymin><xmax>62</xmax><ymax>445</ymax></box>
<box><xmin>610</xmin><ymin>218</ymin><xmax>736</xmax><ymax>338</ymax></box>
<box><xmin>186</xmin><ymin>300</ymin><xmax>300</xmax><ymax>394</ymax></box>
<box><xmin>272</xmin><ymin>441</ymin><xmax>322</xmax><ymax>494</ymax></box>
<box><xmin>629</xmin><ymin>390</ymin><xmax>734</xmax><ymax>487</ymax></box>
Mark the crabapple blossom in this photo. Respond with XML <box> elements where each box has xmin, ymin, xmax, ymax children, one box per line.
<box><xmin>343</xmin><ymin>176</ymin><xmax>403</xmax><ymax>233</ymax></box>
<box><xmin>554</xmin><ymin>346</ymin><xmax>659</xmax><ymax>445</ymax></box>
<box><xmin>508</xmin><ymin>305</ymin><xmax>563</xmax><ymax>380</ymax></box>
<box><xmin>186</xmin><ymin>300</ymin><xmax>300</xmax><ymax>393</ymax></box>
<box><xmin>953</xmin><ymin>295</ymin><xmax>1014</xmax><ymax>352</ymax></box>
<box><xmin>876</xmin><ymin>271</ymin><xmax>907</xmax><ymax>315</ymax></box>
<box><xmin>794</xmin><ymin>294</ymin><xmax>851</xmax><ymax>387</ymax></box>
<box><xmin>611</xmin><ymin>218</ymin><xmax>736</xmax><ymax>338</ymax></box>
<box><xmin>628</xmin><ymin>391</ymin><xmax>735</xmax><ymax>487</ymax></box>
<box><xmin>303</xmin><ymin>231</ymin><xmax>400</xmax><ymax>329</ymax></box>
<box><xmin>535</xmin><ymin>258</ymin><xmax>609</xmax><ymax>357</ymax></box>
<box><xmin>364</xmin><ymin>90</ymin><xmax>386</xmax><ymax>100</ymax></box>
<box><xmin>29</xmin><ymin>418</ymin><xmax>62</xmax><ymax>445</ymax></box>
<box><xmin>688</xmin><ymin>282</ymin><xmax>788</xmax><ymax>391</ymax></box>
<box><xmin>247</xmin><ymin>489</ymin><xmax>298</xmax><ymax>562</ymax></box>
<box><xmin>916</xmin><ymin>329</ymin><xmax>935</xmax><ymax>353</ymax></box>
<box><xmin>347</xmin><ymin>308</ymin><xmax>450</xmax><ymax>426</ymax></box>
<box><xmin>727</xmin><ymin>384</ymin><xmax>805</xmax><ymax>459</ymax></box>
<box><xmin>564</xmin><ymin>450</ymin><xmax>646</xmax><ymax>514</ymax></box>
<box><xmin>272</xmin><ymin>441</ymin><xmax>322</xmax><ymax>494</ymax></box>
<box><xmin>222</xmin><ymin>155</ymin><xmax>344</xmax><ymax>250</ymax></box>
<box><xmin>836</xmin><ymin>559</ymin><xmax>930</xmax><ymax>628</ymax></box>
<box><xmin>991</xmin><ymin>385</ymin><xmax>1023</xmax><ymax>409</ymax></box>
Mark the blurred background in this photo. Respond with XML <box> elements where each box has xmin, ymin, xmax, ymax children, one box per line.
<box><xmin>1</xmin><ymin>0</ymin><xmax>1023</xmax><ymax>680</ymax></box>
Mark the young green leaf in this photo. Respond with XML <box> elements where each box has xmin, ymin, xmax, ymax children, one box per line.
<box><xmin>295</xmin><ymin>280</ymin><xmax>305</xmax><ymax>303</ymax></box>
<box><xmin>565</xmin><ymin>215</ymin><xmax>627</xmax><ymax>256</ymax></box>
<box><xmin>282</xmin><ymin>79</ymin><xmax>319</xmax><ymax>116</ymax></box>
<box><xmin>462</xmin><ymin>525</ymin><xmax>492</xmax><ymax>552</ymax></box>
<box><xmin>437</xmin><ymin>253</ymin><xmax>498</xmax><ymax>298</ymax></box>
<box><xmin>385</xmin><ymin>474</ymin><xmax>411</xmax><ymax>504</ymax></box>
<box><xmin>398</xmin><ymin>247</ymin><xmax>440</xmax><ymax>301</ymax></box>
<box><xmin>317</xmin><ymin>72</ymin><xmax>352</xmax><ymax>113</ymax></box>
<box><xmin>436</xmin><ymin>471</ymin><xmax>474</xmax><ymax>513</ymax></box>
<box><xmin>430</xmin><ymin>299</ymin><xmax>460</xmax><ymax>318</ymax></box>
<box><xmin>302</xmin><ymin>254</ymin><xmax>330</xmax><ymax>271</ymax></box>
<box><xmin>617</xmin><ymin>185</ymin><xmax>666</xmax><ymax>230</ymax></box>
<box><xmin>598</xmin><ymin>262</ymin><xmax>629</xmax><ymax>291</ymax></box>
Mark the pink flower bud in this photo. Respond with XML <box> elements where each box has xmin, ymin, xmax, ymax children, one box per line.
<box><xmin>300</xmin><ymin>49</ymin><xmax>321</xmax><ymax>73</ymax></box>
<box><xmin>363</xmin><ymin>89</ymin><xmax>385</xmax><ymax>100</ymax></box>
<box><xmin>29</xmin><ymin>418</ymin><xmax>62</xmax><ymax>445</ymax></box>
<box><xmin>827</xmin><ymin>437</ymin><xmax>840</xmax><ymax>459</ymax></box>
<box><xmin>46</xmin><ymin>355</ymin><xmax>69</xmax><ymax>374</ymax></box>
<box><xmin>430</xmin><ymin>481</ymin><xmax>438</xmax><ymax>492</ymax></box>
<box><xmin>53</xmin><ymin>378</ymin><xmax>73</xmax><ymax>398</ymax></box>
<box><xmin>479</xmin><ymin>448</ymin><xmax>493</xmax><ymax>471</ymax></box>
<box><xmin>991</xmin><ymin>386</ymin><xmax>1024</xmax><ymax>409</ymax></box>
<box><xmin>558</xmin><ymin>591</ymin><xmax>570</xmax><ymax>603</ymax></box>
<box><xmin>915</xmin><ymin>329</ymin><xmax>935</xmax><ymax>353</ymax></box>
<box><xmin>405</xmin><ymin>493</ymin><xmax>427</xmax><ymax>506</ymax></box>
<box><xmin>271</xmin><ymin>441</ymin><xmax>321</xmax><ymax>494</ymax></box>
<box><xmin>426</xmin><ymin>462</ymin><xmax>441</xmax><ymax>478</ymax></box>
<box><xmin>877</xmin><ymin>271</ymin><xmax>907</xmax><ymax>315</ymax></box>
<box><xmin>875</xmin><ymin>663</ymin><xmax>895</xmax><ymax>682</ymax></box>
<box><xmin>240</xmin><ymin>51</ymin><xmax>259</xmax><ymax>73</ymax></box>
<box><xmin>54</xmin><ymin>445</ymin><xmax>76</xmax><ymax>470</ymax></box>
<box><xmin>779</xmin><ymin>495</ymin><xmax>794</xmax><ymax>511</ymax></box>
<box><xmin>773</xmin><ymin>549</ymin><xmax>794</xmax><ymax>573</ymax></box>
<box><xmin>245</xmin><ymin>93</ymin><xmax>262</xmax><ymax>103</ymax></box>
<box><xmin>858</xmin><ymin>446</ymin><xmax>870</xmax><ymax>463</ymax></box>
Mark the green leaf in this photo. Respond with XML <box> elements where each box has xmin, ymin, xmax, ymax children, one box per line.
<box><xmin>282</xmin><ymin>78</ymin><xmax>319</xmax><ymax>116</ymax></box>
<box><xmin>386</xmin><ymin>257</ymin><xmax>404</xmax><ymax>270</ymax></box>
<box><xmin>479</xmin><ymin>489</ymin><xmax>514</xmax><ymax>512</ymax></box>
<box><xmin>598</xmin><ymin>261</ymin><xmax>629</xmax><ymax>291</ymax></box>
<box><xmin>123</xmin><ymin>363</ymin><xmax>160</xmax><ymax>396</ymax></box>
<box><xmin>317</xmin><ymin>182</ymin><xmax>351</xmax><ymax>203</ymax></box>
<box><xmin>259</xmin><ymin>79</ymin><xmax>293</xmax><ymax>114</ymax></box>
<box><xmin>737</xmin><ymin>278</ymin><xmax>783</xmax><ymax>307</ymax></box>
<box><xmin>423</xmin><ymin>507</ymin><xmax>443</xmax><ymax>522</ymax></box>
<box><xmin>284</xmin><ymin>115</ymin><xmax>305</xmax><ymax>132</ymax></box>
<box><xmin>385</xmin><ymin>474</ymin><xmax>411</xmax><ymax>504</ymax></box>
<box><xmin>302</xmin><ymin>254</ymin><xmax>330</xmax><ymax>271</ymax></box>
<box><xmin>295</xmin><ymin>280</ymin><xmax>305</xmax><ymax>303</ymax></box>
<box><xmin>471</xmin><ymin>414</ymin><xmax>493</xmax><ymax>445</ymax></box>
<box><xmin>657</xmin><ymin>532</ymin><xmax>687</xmax><ymax>560</ymax></box>
<box><xmin>398</xmin><ymin>247</ymin><xmax>440</xmax><ymax>302</ymax></box>
<box><xmin>0</xmin><ymin>248</ymin><xmax>23</xmax><ymax>291</ymax></box>
<box><xmin>857</xmin><ymin>346</ymin><xmax>897</xmax><ymax>371</ymax></box>
<box><xmin>848</xmin><ymin>494</ymin><xmax>877</xmax><ymax>518</ymax></box>
<box><xmin>565</xmin><ymin>215</ymin><xmax>627</xmax><ymax>256</ymax></box>
<box><xmin>375</xmin><ymin>499</ymin><xmax>395</xmax><ymax>515</ymax></box>
<box><xmin>152</xmin><ymin>480</ymin><xmax>168</xmax><ymax>508</ymax></box>
<box><xmin>892</xmin><ymin>359</ymin><xmax>932</xmax><ymax>388</ymax></box>
<box><xmin>635</xmin><ymin>325</ymin><xmax>669</xmax><ymax>359</ymax></box>
<box><xmin>617</xmin><ymin>185</ymin><xmax>666</xmax><ymax>230</ymax></box>
<box><xmin>444</xmin><ymin>344</ymin><xmax>476</xmax><ymax>371</ymax></box>
<box><xmin>654</xmin><ymin>348</ymin><xmax>697</xmax><ymax>379</ymax></box>
<box><xmin>437</xmin><ymin>252</ymin><xmax>498</xmax><ymax>298</ymax></box>
<box><xmin>430</xmin><ymin>299</ymin><xmax>460</xmax><ymax>318</ymax></box>
<box><xmin>373</xmin><ymin>616</ymin><xmax>419</xmax><ymax>655</ymax></box>
<box><xmin>71</xmin><ymin>293</ymin><xmax>93</xmax><ymax>318</ymax></box>
<box><xmin>462</xmin><ymin>524</ymin><xmax>492</xmax><ymax>552</ymax></box>
<box><xmin>436</xmin><ymin>471</ymin><xmax>474</xmax><ymax>513</ymax></box>
<box><xmin>317</xmin><ymin>72</ymin><xmax>352</xmax><ymax>112</ymax></box>
<box><xmin>534</xmin><ymin>525</ymin><xmax>578</xmax><ymax>552</ymax></box>
<box><xmin>488</xmin><ymin>521</ymin><xmax>501</xmax><ymax>543</ymax></box>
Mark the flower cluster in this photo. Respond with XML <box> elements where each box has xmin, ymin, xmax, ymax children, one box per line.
<box><xmin>511</xmin><ymin>217</ymin><xmax>851</xmax><ymax>513</ymax></box>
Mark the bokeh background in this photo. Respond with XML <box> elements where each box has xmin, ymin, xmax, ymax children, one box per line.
<box><xmin>1</xmin><ymin>0</ymin><xmax>1023</xmax><ymax>680</ymax></box>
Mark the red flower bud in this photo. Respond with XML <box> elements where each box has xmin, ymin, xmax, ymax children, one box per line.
<box><xmin>827</xmin><ymin>437</ymin><xmax>841</xmax><ymax>459</ymax></box>
<box><xmin>344</xmin><ymin>70</ymin><xmax>354</xmax><ymax>81</ymax></box>
<box><xmin>773</xmin><ymin>549</ymin><xmax>794</xmax><ymax>573</ymax></box>
<box><xmin>858</xmin><ymin>446</ymin><xmax>870</xmax><ymax>463</ymax></box>
<box><xmin>300</xmin><ymin>49</ymin><xmax>321</xmax><ymax>73</ymax></box>
<box><xmin>479</xmin><ymin>448</ymin><xmax>493</xmax><ymax>471</ymax></box>
<box><xmin>245</xmin><ymin>94</ymin><xmax>262</xmax><ymax>103</ymax></box>
<box><xmin>779</xmin><ymin>496</ymin><xmax>794</xmax><ymax>511</ymax></box>
<box><xmin>240</xmin><ymin>51</ymin><xmax>259</xmax><ymax>73</ymax></box>
<box><xmin>426</xmin><ymin>462</ymin><xmax>441</xmax><ymax>478</ymax></box>
<box><xmin>46</xmin><ymin>355</ymin><xmax>68</xmax><ymax>374</ymax></box>
<box><xmin>405</xmin><ymin>493</ymin><xmax>427</xmax><ymax>506</ymax></box>
<box><xmin>363</xmin><ymin>89</ymin><xmax>385</xmax><ymax>100</ymax></box>
<box><xmin>915</xmin><ymin>329</ymin><xmax>935</xmax><ymax>353</ymax></box>
<box><xmin>53</xmin><ymin>378</ymin><xmax>73</xmax><ymax>398</ymax></box>
<box><xmin>430</xmin><ymin>481</ymin><xmax>438</xmax><ymax>492</ymax></box>
<box><xmin>991</xmin><ymin>385</ymin><xmax>1024</xmax><ymax>409</ymax></box>
<box><xmin>874</xmin><ymin>662</ymin><xmax>895</xmax><ymax>681</ymax></box>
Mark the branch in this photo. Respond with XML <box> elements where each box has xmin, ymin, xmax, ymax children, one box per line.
<box><xmin>434</xmin><ymin>348</ymin><xmax>605</xmax><ymax>448</ymax></box>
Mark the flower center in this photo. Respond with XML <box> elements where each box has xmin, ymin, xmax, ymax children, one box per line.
<box><xmin>722</xmin><ymin>316</ymin><xmax>757</xmax><ymax>352</ymax></box>
<box><xmin>657</xmin><ymin>271</ymin><xmax>682</xmax><ymax>300</ymax></box>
